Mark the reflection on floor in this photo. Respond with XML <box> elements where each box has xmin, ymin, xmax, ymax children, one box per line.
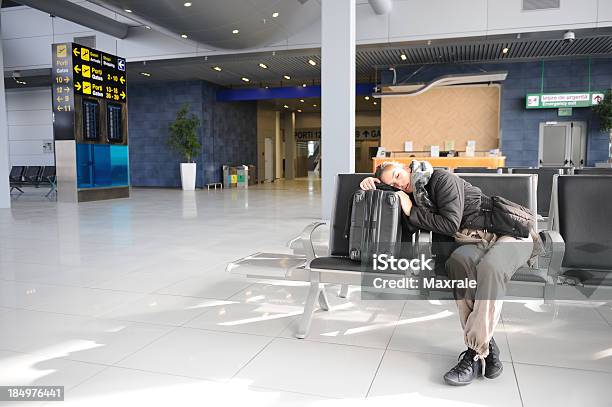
<box><xmin>1</xmin><ymin>181</ymin><xmax>611</xmax><ymax>407</ymax></box>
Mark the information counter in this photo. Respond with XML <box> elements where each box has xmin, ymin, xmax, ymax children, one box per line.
<box><xmin>372</xmin><ymin>156</ymin><xmax>506</xmax><ymax>171</ymax></box>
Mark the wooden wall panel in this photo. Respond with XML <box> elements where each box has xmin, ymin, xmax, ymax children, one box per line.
<box><xmin>381</xmin><ymin>85</ymin><xmax>500</xmax><ymax>152</ymax></box>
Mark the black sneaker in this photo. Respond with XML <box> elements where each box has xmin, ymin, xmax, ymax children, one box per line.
<box><xmin>484</xmin><ymin>337</ymin><xmax>503</xmax><ymax>379</ymax></box>
<box><xmin>443</xmin><ymin>348</ymin><xmax>482</xmax><ymax>386</ymax></box>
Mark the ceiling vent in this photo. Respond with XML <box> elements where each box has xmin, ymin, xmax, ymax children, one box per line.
<box><xmin>522</xmin><ymin>0</ymin><xmax>560</xmax><ymax>11</ymax></box>
<box><xmin>73</xmin><ymin>35</ymin><xmax>96</xmax><ymax>48</ymax></box>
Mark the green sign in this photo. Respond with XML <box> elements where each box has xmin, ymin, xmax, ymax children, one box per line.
<box><xmin>526</xmin><ymin>91</ymin><xmax>604</xmax><ymax>109</ymax></box>
<box><xmin>558</xmin><ymin>107</ymin><xmax>573</xmax><ymax>116</ymax></box>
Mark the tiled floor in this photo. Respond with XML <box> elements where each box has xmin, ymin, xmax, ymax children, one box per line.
<box><xmin>1</xmin><ymin>181</ymin><xmax>611</xmax><ymax>406</ymax></box>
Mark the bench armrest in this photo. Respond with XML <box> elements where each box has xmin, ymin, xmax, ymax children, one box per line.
<box><xmin>299</xmin><ymin>222</ymin><xmax>327</xmax><ymax>264</ymax></box>
<box><xmin>540</xmin><ymin>229</ymin><xmax>565</xmax><ymax>302</ymax></box>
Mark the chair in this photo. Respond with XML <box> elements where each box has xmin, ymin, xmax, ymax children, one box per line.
<box><xmin>9</xmin><ymin>166</ymin><xmax>25</xmax><ymax>193</ymax></box>
<box><xmin>574</xmin><ymin>167</ymin><xmax>612</xmax><ymax>175</ymax></box>
<box><xmin>546</xmin><ymin>175</ymin><xmax>612</xmax><ymax>300</ymax></box>
<box><xmin>39</xmin><ymin>166</ymin><xmax>57</xmax><ymax>197</ymax></box>
<box><xmin>453</xmin><ymin>167</ymin><xmax>500</xmax><ymax>174</ymax></box>
<box><xmin>23</xmin><ymin>166</ymin><xmax>43</xmax><ymax>187</ymax></box>
<box><xmin>510</xmin><ymin>167</ymin><xmax>569</xmax><ymax>217</ymax></box>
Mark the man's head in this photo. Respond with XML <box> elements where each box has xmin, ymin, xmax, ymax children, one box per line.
<box><xmin>374</xmin><ymin>161</ymin><xmax>413</xmax><ymax>193</ymax></box>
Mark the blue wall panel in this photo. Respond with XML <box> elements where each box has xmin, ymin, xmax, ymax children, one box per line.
<box><xmin>387</xmin><ymin>58</ymin><xmax>612</xmax><ymax>167</ymax></box>
<box><xmin>128</xmin><ymin>80</ymin><xmax>257</xmax><ymax>187</ymax></box>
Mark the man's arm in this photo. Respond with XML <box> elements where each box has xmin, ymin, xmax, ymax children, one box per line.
<box><xmin>407</xmin><ymin>173</ymin><xmax>464</xmax><ymax>236</ymax></box>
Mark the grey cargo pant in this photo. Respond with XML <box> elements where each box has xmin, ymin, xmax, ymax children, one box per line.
<box><xmin>445</xmin><ymin>235</ymin><xmax>534</xmax><ymax>357</ymax></box>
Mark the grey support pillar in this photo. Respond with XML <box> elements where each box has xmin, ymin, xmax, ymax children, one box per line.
<box><xmin>284</xmin><ymin>112</ymin><xmax>295</xmax><ymax>180</ymax></box>
<box><xmin>0</xmin><ymin>10</ymin><xmax>11</xmax><ymax>209</ymax></box>
<box><xmin>321</xmin><ymin>0</ymin><xmax>355</xmax><ymax>220</ymax></box>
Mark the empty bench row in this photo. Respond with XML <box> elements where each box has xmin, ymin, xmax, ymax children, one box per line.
<box><xmin>9</xmin><ymin>165</ymin><xmax>57</xmax><ymax>196</ymax></box>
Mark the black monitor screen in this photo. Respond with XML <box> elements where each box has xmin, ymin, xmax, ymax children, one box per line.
<box><xmin>82</xmin><ymin>99</ymin><xmax>99</xmax><ymax>141</ymax></box>
<box><xmin>107</xmin><ymin>103</ymin><xmax>122</xmax><ymax>142</ymax></box>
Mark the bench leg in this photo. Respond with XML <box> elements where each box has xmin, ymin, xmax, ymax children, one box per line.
<box><xmin>296</xmin><ymin>281</ymin><xmax>323</xmax><ymax>339</ymax></box>
<box><xmin>318</xmin><ymin>285</ymin><xmax>330</xmax><ymax>311</ymax></box>
<box><xmin>338</xmin><ymin>284</ymin><xmax>349</xmax><ymax>298</ymax></box>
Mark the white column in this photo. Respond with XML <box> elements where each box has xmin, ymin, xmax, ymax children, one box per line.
<box><xmin>0</xmin><ymin>13</ymin><xmax>11</xmax><ymax>209</ymax></box>
<box><xmin>275</xmin><ymin>111</ymin><xmax>282</xmax><ymax>179</ymax></box>
<box><xmin>321</xmin><ymin>0</ymin><xmax>355</xmax><ymax>220</ymax></box>
<box><xmin>284</xmin><ymin>112</ymin><xmax>295</xmax><ymax>180</ymax></box>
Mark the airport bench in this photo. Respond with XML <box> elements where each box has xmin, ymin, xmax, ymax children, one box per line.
<box><xmin>453</xmin><ymin>167</ymin><xmax>501</xmax><ymax>174</ymax></box>
<box><xmin>573</xmin><ymin>167</ymin><xmax>612</xmax><ymax>175</ymax></box>
<box><xmin>547</xmin><ymin>175</ymin><xmax>612</xmax><ymax>300</ymax></box>
<box><xmin>9</xmin><ymin>165</ymin><xmax>56</xmax><ymax>196</ymax></box>
<box><xmin>510</xmin><ymin>167</ymin><xmax>570</xmax><ymax>218</ymax></box>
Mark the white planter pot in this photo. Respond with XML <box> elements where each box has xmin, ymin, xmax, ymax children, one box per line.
<box><xmin>180</xmin><ymin>163</ymin><xmax>197</xmax><ymax>191</ymax></box>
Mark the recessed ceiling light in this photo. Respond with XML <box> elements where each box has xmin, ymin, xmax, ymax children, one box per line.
<box><xmin>283</xmin><ymin>105</ymin><xmax>289</xmax><ymax>109</ymax></box>
<box><xmin>184</xmin><ymin>2</ymin><xmax>192</xmax><ymax>6</ymax></box>
<box><xmin>300</xmin><ymin>99</ymin><xmax>304</xmax><ymax>102</ymax></box>
<box><xmin>297</xmin><ymin>109</ymin><xmax>302</xmax><ymax>113</ymax></box>
<box><xmin>241</xmin><ymin>77</ymin><xmax>250</xmax><ymax>82</ymax></box>
<box><xmin>125</xmin><ymin>9</ymin><xmax>132</xmax><ymax>13</ymax></box>
<box><xmin>16</xmin><ymin>79</ymin><xmax>27</xmax><ymax>85</ymax></box>
<box><xmin>140</xmin><ymin>72</ymin><xmax>151</xmax><ymax>77</ymax></box>
<box><xmin>302</xmin><ymin>83</ymin><xmax>307</xmax><ymax>87</ymax></box>
<box><xmin>181</xmin><ymin>34</ymin><xmax>188</xmax><ymax>38</ymax></box>
<box><xmin>145</xmin><ymin>25</ymin><xmax>151</xmax><ymax>29</ymax></box>
<box><xmin>400</xmin><ymin>54</ymin><xmax>407</xmax><ymax>61</ymax></box>
<box><xmin>373</xmin><ymin>101</ymin><xmax>377</xmax><ymax>105</ymax></box>
<box><xmin>259</xmin><ymin>63</ymin><xmax>268</xmax><ymax>69</ymax></box>
<box><xmin>364</xmin><ymin>96</ymin><xmax>370</xmax><ymax>100</ymax></box>
<box><xmin>308</xmin><ymin>59</ymin><xmax>316</xmax><ymax>66</ymax></box>
<box><xmin>232</xmin><ymin>29</ymin><xmax>239</xmax><ymax>34</ymax></box>
<box><xmin>313</xmin><ymin>104</ymin><xmax>317</xmax><ymax>107</ymax></box>
<box><xmin>283</xmin><ymin>75</ymin><xmax>291</xmax><ymax>80</ymax></box>
<box><xmin>272</xmin><ymin>12</ymin><xmax>279</xmax><ymax>18</ymax></box>
<box><xmin>212</xmin><ymin>66</ymin><xmax>222</xmax><ymax>71</ymax></box>
<box><xmin>265</xmin><ymin>86</ymin><xmax>269</xmax><ymax>89</ymax></box>
<box><xmin>502</xmin><ymin>47</ymin><xmax>509</xmax><ymax>54</ymax></box>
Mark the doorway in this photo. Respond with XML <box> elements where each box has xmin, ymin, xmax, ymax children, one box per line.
<box><xmin>264</xmin><ymin>137</ymin><xmax>273</xmax><ymax>182</ymax></box>
<box><xmin>539</xmin><ymin>121</ymin><xmax>587</xmax><ymax>167</ymax></box>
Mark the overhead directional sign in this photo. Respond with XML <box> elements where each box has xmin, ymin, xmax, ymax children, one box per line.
<box><xmin>526</xmin><ymin>91</ymin><xmax>604</xmax><ymax>109</ymax></box>
<box><xmin>66</xmin><ymin>43</ymin><xmax>127</xmax><ymax>103</ymax></box>
<box><xmin>52</xmin><ymin>43</ymin><xmax>75</xmax><ymax>140</ymax></box>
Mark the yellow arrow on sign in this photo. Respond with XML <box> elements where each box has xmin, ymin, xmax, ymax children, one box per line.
<box><xmin>120</xmin><ymin>91</ymin><xmax>126</xmax><ymax>99</ymax></box>
<box><xmin>73</xmin><ymin>48</ymin><xmax>80</xmax><ymax>57</ymax></box>
<box><xmin>74</xmin><ymin>82</ymin><xmax>82</xmax><ymax>91</ymax></box>
<box><xmin>119</xmin><ymin>76</ymin><xmax>125</xmax><ymax>84</ymax></box>
<box><xmin>74</xmin><ymin>65</ymin><xmax>81</xmax><ymax>74</ymax></box>
<box><xmin>56</xmin><ymin>96</ymin><xmax>62</xmax><ymax>103</ymax></box>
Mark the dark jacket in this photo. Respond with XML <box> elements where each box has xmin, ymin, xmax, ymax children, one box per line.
<box><xmin>407</xmin><ymin>170</ymin><xmax>484</xmax><ymax>236</ymax></box>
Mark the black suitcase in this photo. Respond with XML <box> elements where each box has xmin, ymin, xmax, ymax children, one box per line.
<box><xmin>348</xmin><ymin>188</ymin><xmax>402</xmax><ymax>264</ymax></box>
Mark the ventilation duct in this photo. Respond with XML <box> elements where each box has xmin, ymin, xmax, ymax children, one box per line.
<box><xmin>15</xmin><ymin>0</ymin><xmax>129</xmax><ymax>39</ymax></box>
<box><xmin>368</xmin><ymin>0</ymin><xmax>392</xmax><ymax>15</ymax></box>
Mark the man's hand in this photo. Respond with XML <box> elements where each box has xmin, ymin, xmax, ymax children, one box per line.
<box><xmin>395</xmin><ymin>190</ymin><xmax>413</xmax><ymax>216</ymax></box>
<box><xmin>359</xmin><ymin>177</ymin><xmax>380</xmax><ymax>190</ymax></box>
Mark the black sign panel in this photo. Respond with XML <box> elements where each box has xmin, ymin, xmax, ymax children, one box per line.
<box><xmin>71</xmin><ymin>44</ymin><xmax>127</xmax><ymax>103</ymax></box>
<box><xmin>52</xmin><ymin>43</ymin><xmax>75</xmax><ymax>140</ymax></box>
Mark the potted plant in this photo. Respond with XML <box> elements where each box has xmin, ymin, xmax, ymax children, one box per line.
<box><xmin>168</xmin><ymin>104</ymin><xmax>201</xmax><ymax>190</ymax></box>
<box><xmin>592</xmin><ymin>89</ymin><xmax>612</xmax><ymax>163</ymax></box>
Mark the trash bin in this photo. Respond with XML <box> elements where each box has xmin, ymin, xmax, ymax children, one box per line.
<box><xmin>248</xmin><ymin>165</ymin><xmax>257</xmax><ymax>185</ymax></box>
<box><xmin>223</xmin><ymin>165</ymin><xmax>238</xmax><ymax>188</ymax></box>
<box><xmin>237</xmin><ymin>165</ymin><xmax>248</xmax><ymax>188</ymax></box>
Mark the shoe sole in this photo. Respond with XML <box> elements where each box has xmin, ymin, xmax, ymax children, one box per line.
<box><xmin>485</xmin><ymin>366</ymin><xmax>504</xmax><ymax>379</ymax></box>
<box><xmin>444</xmin><ymin>377</ymin><xmax>473</xmax><ymax>386</ymax></box>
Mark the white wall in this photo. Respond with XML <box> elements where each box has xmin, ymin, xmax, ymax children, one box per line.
<box><xmin>295</xmin><ymin>111</ymin><xmax>380</xmax><ymax>129</ymax></box>
<box><xmin>3</xmin><ymin>0</ymin><xmax>612</xmax><ymax>70</ymax></box>
<box><xmin>6</xmin><ymin>88</ymin><xmax>54</xmax><ymax>166</ymax></box>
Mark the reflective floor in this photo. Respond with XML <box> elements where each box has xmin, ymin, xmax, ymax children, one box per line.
<box><xmin>1</xmin><ymin>180</ymin><xmax>611</xmax><ymax>406</ymax></box>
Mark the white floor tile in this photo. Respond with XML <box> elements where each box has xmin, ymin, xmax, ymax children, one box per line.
<box><xmin>368</xmin><ymin>350</ymin><xmax>522</xmax><ymax>407</ymax></box>
<box><xmin>156</xmin><ymin>271</ymin><xmax>253</xmax><ymax>300</ymax></box>
<box><xmin>515</xmin><ymin>363</ymin><xmax>612</xmax><ymax>407</ymax></box>
<box><xmin>0</xmin><ymin>350</ymin><xmax>105</xmax><ymax>389</ymax></box>
<box><xmin>0</xmin><ymin>309</ymin><xmax>172</xmax><ymax>365</ymax></box>
<box><xmin>99</xmin><ymin>294</ymin><xmax>220</xmax><ymax>326</ymax></box>
<box><xmin>0</xmin><ymin>280</ymin><xmax>143</xmax><ymax>317</ymax></box>
<box><xmin>64</xmin><ymin>366</ymin><xmax>330</xmax><ymax>407</ymax></box>
<box><xmin>116</xmin><ymin>327</ymin><xmax>272</xmax><ymax>380</ymax></box>
<box><xmin>235</xmin><ymin>338</ymin><xmax>384</xmax><ymax>398</ymax></box>
<box><xmin>88</xmin><ymin>270</ymin><xmax>196</xmax><ymax>294</ymax></box>
<box><xmin>280</xmin><ymin>298</ymin><xmax>405</xmax><ymax>349</ymax></box>
<box><xmin>593</xmin><ymin>301</ymin><xmax>612</xmax><ymax>326</ymax></box>
<box><xmin>184</xmin><ymin>300</ymin><xmax>301</xmax><ymax>336</ymax></box>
